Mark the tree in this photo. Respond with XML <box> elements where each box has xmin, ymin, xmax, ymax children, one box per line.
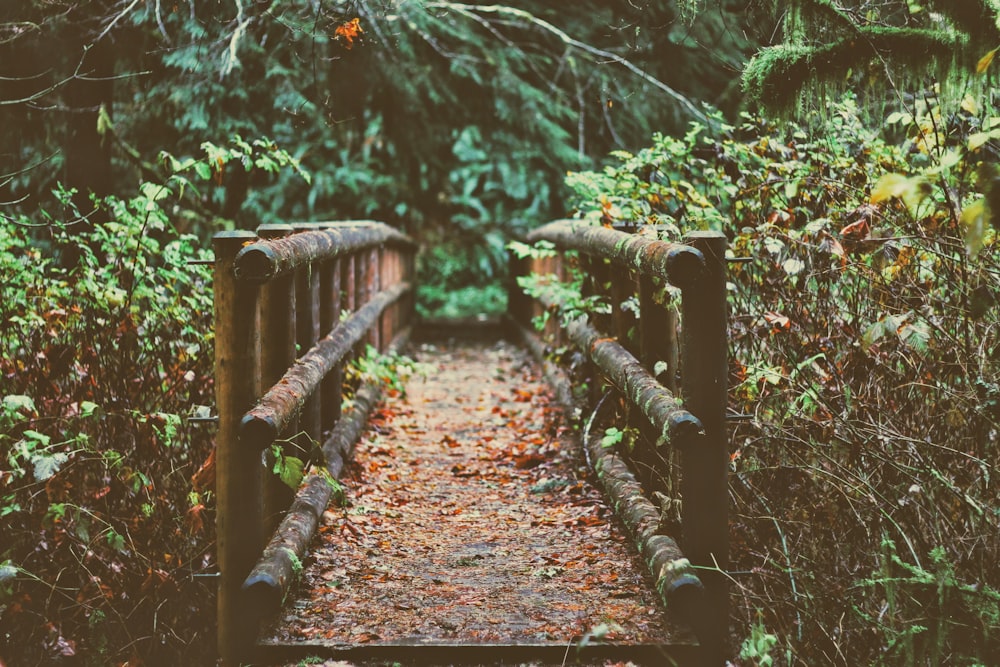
<box><xmin>742</xmin><ymin>0</ymin><xmax>1000</xmax><ymax>115</ymax></box>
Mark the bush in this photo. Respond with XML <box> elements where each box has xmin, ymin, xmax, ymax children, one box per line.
<box><xmin>564</xmin><ymin>96</ymin><xmax>1000</xmax><ymax>664</ymax></box>
<box><xmin>0</xmin><ymin>137</ymin><xmax>307</xmax><ymax>664</ymax></box>
<box><xmin>0</xmin><ymin>183</ymin><xmax>218</xmax><ymax>664</ymax></box>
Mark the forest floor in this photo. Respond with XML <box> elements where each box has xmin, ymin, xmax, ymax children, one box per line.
<box><xmin>259</xmin><ymin>328</ymin><xmax>691</xmax><ymax>665</ymax></box>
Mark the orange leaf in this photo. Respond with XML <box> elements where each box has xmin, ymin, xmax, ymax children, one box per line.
<box><xmin>978</xmin><ymin>47</ymin><xmax>999</xmax><ymax>74</ymax></box>
<box><xmin>335</xmin><ymin>17</ymin><xmax>363</xmax><ymax>49</ymax></box>
<box><xmin>839</xmin><ymin>218</ymin><xmax>870</xmax><ymax>240</ymax></box>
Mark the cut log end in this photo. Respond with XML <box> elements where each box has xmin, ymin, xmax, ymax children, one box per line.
<box><xmin>240</xmin><ymin>412</ymin><xmax>279</xmax><ymax>452</ymax></box>
<box><xmin>233</xmin><ymin>245</ymin><xmax>278</xmax><ymax>283</ymax></box>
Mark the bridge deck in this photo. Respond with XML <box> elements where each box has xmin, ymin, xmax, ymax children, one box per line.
<box><xmin>258</xmin><ymin>327</ymin><xmax>696</xmax><ymax>665</ymax></box>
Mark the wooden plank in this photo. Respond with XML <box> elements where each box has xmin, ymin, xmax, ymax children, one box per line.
<box><xmin>253</xmin><ymin>641</ymin><xmax>702</xmax><ymax>666</ymax></box>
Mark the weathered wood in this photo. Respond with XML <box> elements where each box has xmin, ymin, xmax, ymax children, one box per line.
<box><xmin>234</xmin><ymin>222</ymin><xmax>416</xmax><ymax>284</ymax></box>
<box><xmin>584</xmin><ymin>422</ymin><xmax>704</xmax><ymax>605</ymax></box>
<box><xmin>680</xmin><ymin>231</ymin><xmax>729</xmax><ymax>663</ymax></box>
<box><xmin>533</xmin><ymin>288</ymin><xmax>703</xmax><ymax>451</ymax></box>
<box><xmin>526</xmin><ymin>220</ymin><xmax>705</xmax><ymax>289</ymax></box>
<box><xmin>240</xmin><ymin>282</ymin><xmax>411</xmax><ymax>451</ymax></box>
<box><xmin>242</xmin><ymin>328</ymin><xmax>412</xmax><ymax>618</ymax></box>
<box><xmin>319</xmin><ymin>257</ymin><xmax>342</xmax><ymax>431</ymax></box>
<box><xmin>255</xmin><ymin>638</ymin><xmax>704</xmax><ymax>667</ymax></box>
<box><xmin>511</xmin><ymin>321</ymin><xmax>705</xmax><ymax>619</ymax></box>
<box><xmin>252</xmin><ymin>641</ymin><xmax>702</xmax><ymax>666</ymax></box>
<box><xmin>241</xmin><ymin>473</ymin><xmax>331</xmax><ymax>616</ymax></box>
<box><xmin>257</xmin><ymin>224</ymin><xmax>298</xmax><ymax>533</ymax></box>
<box><xmin>213</xmin><ymin>230</ymin><xmax>262</xmax><ymax>665</ymax></box>
<box><xmin>294</xmin><ymin>246</ymin><xmax>323</xmax><ymax>449</ymax></box>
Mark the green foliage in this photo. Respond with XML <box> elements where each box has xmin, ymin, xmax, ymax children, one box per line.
<box><xmin>855</xmin><ymin>537</ymin><xmax>1000</xmax><ymax>666</ymax></box>
<box><xmin>2</xmin><ymin>1</ymin><xmax>758</xmax><ymax>319</ymax></box>
<box><xmin>543</xmin><ymin>93</ymin><xmax>1000</xmax><ymax>663</ymax></box>
<box><xmin>0</xmin><ymin>140</ymin><xmax>305</xmax><ymax>664</ymax></box>
<box><xmin>345</xmin><ymin>346</ymin><xmax>433</xmax><ymax>401</ymax></box>
<box><xmin>743</xmin><ymin>0</ymin><xmax>1000</xmax><ymax>117</ymax></box>
<box><xmin>739</xmin><ymin>612</ymin><xmax>780</xmax><ymax>666</ymax></box>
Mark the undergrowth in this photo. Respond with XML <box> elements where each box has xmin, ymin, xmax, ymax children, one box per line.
<box><xmin>0</xmin><ymin>137</ymin><xmax>305</xmax><ymax>665</ymax></box>
<box><xmin>551</xmin><ymin>94</ymin><xmax>1000</xmax><ymax>664</ymax></box>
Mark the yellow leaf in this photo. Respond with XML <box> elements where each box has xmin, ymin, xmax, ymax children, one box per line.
<box><xmin>977</xmin><ymin>47</ymin><xmax>999</xmax><ymax>74</ymax></box>
<box><xmin>961</xmin><ymin>94</ymin><xmax>979</xmax><ymax>116</ymax></box>
<box><xmin>870</xmin><ymin>173</ymin><xmax>912</xmax><ymax>204</ymax></box>
<box><xmin>963</xmin><ymin>199</ymin><xmax>988</xmax><ymax>259</ymax></box>
<box><xmin>969</xmin><ymin>132</ymin><xmax>991</xmax><ymax>151</ymax></box>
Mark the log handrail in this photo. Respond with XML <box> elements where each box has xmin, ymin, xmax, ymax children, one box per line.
<box><xmin>511</xmin><ymin>221</ymin><xmax>729</xmax><ymax>665</ymax></box>
<box><xmin>213</xmin><ymin>222</ymin><xmax>416</xmax><ymax>664</ymax></box>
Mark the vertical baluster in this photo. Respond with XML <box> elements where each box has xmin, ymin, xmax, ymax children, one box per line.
<box><xmin>293</xmin><ymin>225</ymin><xmax>322</xmax><ymax>460</ymax></box>
<box><xmin>680</xmin><ymin>231</ymin><xmax>729</xmax><ymax>664</ymax></box>
<box><xmin>214</xmin><ymin>230</ymin><xmax>261</xmax><ymax>664</ymax></box>
<box><xmin>369</xmin><ymin>246</ymin><xmax>381</xmax><ymax>350</ymax></box>
<box><xmin>338</xmin><ymin>251</ymin><xmax>358</xmax><ymax>377</ymax></box>
<box><xmin>354</xmin><ymin>249</ymin><xmax>368</xmax><ymax>353</ymax></box>
<box><xmin>321</xmin><ymin>254</ymin><xmax>342</xmax><ymax>432</ymax></box>
<box><xmin>382</xmin><ymin>247</ymin><xmax>397</xmax><ymax>344</ymax></box>
<box><xmin>256</xmin><ymin>224</ymin><xmax>297</xmax><ymax>532</ymax></box>
<box><xmin>508</xmin><ymin>249</ymin><xmax>528</xmax><ymax>329</ymax></box>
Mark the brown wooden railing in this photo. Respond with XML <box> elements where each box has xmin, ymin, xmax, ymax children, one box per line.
<box><xmin>510</xmin><ymin>220</ymin><xmax>729</xmax><ymax>665</ymax></box>
<box><xmin>212</xmin><ymin>221</ymin><xmax>416</xmax><ymax>663</ymax></box>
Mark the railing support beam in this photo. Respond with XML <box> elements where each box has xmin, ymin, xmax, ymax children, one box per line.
<box><xmin>680</xmin><ymin>231</ymin><xmax>729</xmax><ymax>662</ymax></box>
<box><xmin>214</xmin><ymin>230</ymin><xmax>262</xmax><ymax>665</ymax></box>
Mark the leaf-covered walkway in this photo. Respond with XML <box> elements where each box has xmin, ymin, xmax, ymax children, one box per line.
<box><xmin>258</xmin><ymin>328</ymin><xmax>694</xmax><ymax>665</ymax></box>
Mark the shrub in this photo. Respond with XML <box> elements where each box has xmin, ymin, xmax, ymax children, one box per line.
<box><xmin>561</xmin><ymin>96</ymin><xmax>1000</xmax><ymax>664</ymax></box>
<box><xmin>0</xmin><ymin>137</ymin><xmax>306</xmax><ymax>664</ymax></box>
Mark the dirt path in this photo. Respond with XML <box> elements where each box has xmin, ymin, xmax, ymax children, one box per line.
<box><xmin>261</xmin><ymin>333</ymin><xmax>683</xmax><ymax>661</ymax></box>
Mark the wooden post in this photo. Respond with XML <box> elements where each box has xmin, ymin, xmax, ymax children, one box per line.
<box><xmin>508</xmin><ymin>251</ymin><xmax>529</xmax><ymax>329</ymax></box>
<box><xmin>369</xmin><ymin>247</ymin><xmax>381</xmax><ymax>350</ymax></box>
<box><xmin>214</xmin><ymin>230</ymin><xmax>262</xmax><ymax>664</ymax></box>
<box><xmin>320</xmin><ymin>255</ymin><xmax>342</xmax><ymax>432</ymax></box>
<box><xmin>256</xmin><ymin>224</ymin><xmax>297</xmax><ymax>534</ymax></box>
<box><xmin>680</xmin><ymin>231</ymin><xmax>729</xmax><ymax>664</ymax></box>
<box><xmin>293</xmin><ymin>224</ymin><xmax>323</xmax><ymax>456</ymax></box>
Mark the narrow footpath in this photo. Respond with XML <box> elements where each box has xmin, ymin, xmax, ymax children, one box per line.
<box><xmin>260</xmin><ymin>330</ymin><xmax>692</xmax><ymax>664</ymax></box>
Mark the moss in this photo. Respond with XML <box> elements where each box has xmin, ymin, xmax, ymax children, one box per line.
<box><xmin>743</xmin><ymin>27</ymin><xmax>963</xmax><ymax>116</ymax></box>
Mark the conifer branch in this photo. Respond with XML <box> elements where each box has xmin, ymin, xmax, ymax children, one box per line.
<box><xmin>424</xmin><ymin>2</ymin><xmax>710</xmax><ymax>124</ymax></box>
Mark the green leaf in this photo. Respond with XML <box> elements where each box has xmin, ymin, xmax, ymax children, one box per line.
<box><xmin>193</xmin><ymin>162</ymin><xmax>213</xmax><ymax>181</ymax></box>
<box><xmin>278</xmin><ymin>456</ymin><xmax>306</xmax><ymax>490</ymax></box>
<box><xmin>22</xmin><ymin>430</ymin><xmax>50</xmax><ymax>447</ymax></box>
<box><xmin>33</xmin><ymin>452</ymin><xmax>68</xmax><ymax>482</ymax></box>
<box><xmin>898</xmin><ymin>318</ymin><xmax>931</xmax><ymax>354</ymax></box>
<box><xmin>106</xmin><ymin>530</ymin><xmax>127</xmax><ymax>553</ymax></box>
<box><xmin>0</xmin><ymin>562</ymin><xmax>18</xmax><ymax>582</ymax></box>
<box><xmin>3</xmin><ymin>395</ymin><xmax>35</xmax><ymax>417</ymax></box>
<box><xmin>80</xmin><ymin>401</ymin><xmax>101</xmax><ymax>418</ymax></box>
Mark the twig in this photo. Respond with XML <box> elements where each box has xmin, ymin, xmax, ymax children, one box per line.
<box><xmin>425</xmin><ymin>2</ymin><xmax>710</xmax><ymax>124</ymax></box>
<box><xmin>95</xmin><ymin>0</ymin><xmax>143</xmax><ymax>43</ymax></box>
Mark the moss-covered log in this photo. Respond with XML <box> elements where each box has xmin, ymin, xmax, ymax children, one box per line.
<box><xmin>241</xmin><ymin>328</ymin><xmax>412</xmax><ymax>619</ymax></box>
<box><xmin>526</xmin><ymin>220</ymin><xmax>705</xmax><ymax>289</ymax></box>
<box><xmin>234</xmin><ymin>222</ymin><xmax>416</xmax><ymax>284</ymax></box>
<box><xmin>531</xmin><ymin>289</ymin><xmax>703</xmax><ymax>451</ymax></box>
<box><xmin>240</xmin><ymin>282</ymin><xmax>409</xmax><ymax>451</ymax></box>
<box><xmin>241</xmin><ymin>473</ymin><xmax>331</xmax><ymax>616</ymax></box>
<box><xmin>509</xmin><ymin>319</ymin><xmax>704</xmax><ymax>617</ymax></box>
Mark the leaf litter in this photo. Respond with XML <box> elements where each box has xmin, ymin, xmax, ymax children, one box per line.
<box><xmin>262</xmin><ymin>334</ymin><xmax>682</xmax><ymax>663</ymax></box>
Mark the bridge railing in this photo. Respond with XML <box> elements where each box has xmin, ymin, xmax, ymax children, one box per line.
<box><xmin>510</xmin><ymin>220</ymin><xmax>729</xmax><ymax>663</ymax></box>
<box><xmin>212</xmin><ymin>221</ymin><xmax>417</xmax><ymax>663</ymax></box>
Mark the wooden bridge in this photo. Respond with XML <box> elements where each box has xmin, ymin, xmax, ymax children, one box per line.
<box><xmin>212</xmin><ymin>220</ymin><xmax>729</xmax><ymax>665</ymax></box>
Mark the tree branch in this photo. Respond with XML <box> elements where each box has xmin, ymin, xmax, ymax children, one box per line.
<box><xmin>424</xmin><ymin>2</ymin><xmax>710</xmax><ymax>124</ymax></box>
